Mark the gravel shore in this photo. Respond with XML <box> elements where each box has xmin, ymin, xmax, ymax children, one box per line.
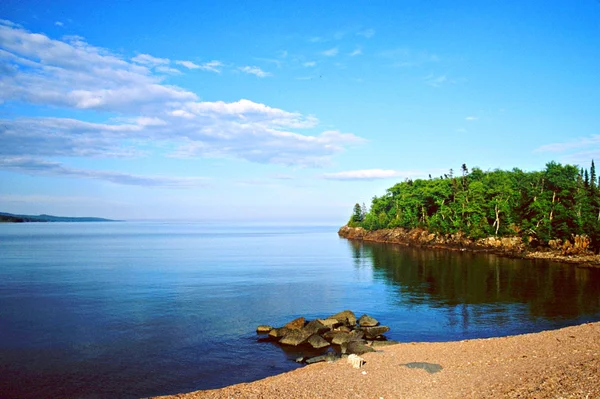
<box><xmin>154</xmin><ymin>322</ymin><xmax>599</xmax><ymax>399</ymax></box>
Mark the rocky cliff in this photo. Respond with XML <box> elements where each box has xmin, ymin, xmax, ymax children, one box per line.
<box><xmin>338</xmin><ymin>225</ymin><xmax>600</xmax><ymax>267</ymax></box>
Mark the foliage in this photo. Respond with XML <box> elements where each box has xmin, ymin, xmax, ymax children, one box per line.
<box><xmin>348</xmin><ymin>161</ymin><xmax>600</xmax><ymax>251</ymax></box>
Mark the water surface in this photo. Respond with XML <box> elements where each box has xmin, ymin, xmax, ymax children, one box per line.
<box><xmin>1</xmin><ymin>222</ymin><xmax>599</xmax><ymax>398</ymax></box>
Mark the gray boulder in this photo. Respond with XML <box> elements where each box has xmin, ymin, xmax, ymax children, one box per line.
<box><xmin>329</xmin><ymin>310</ymin><xmax>357</xmax><ymax>326</ymax></box>
<box><xmin>268</xmin><ymin>327</ymin><xmax>291</xmax><ymax>339</ymax></box>
<box><xmin>279</xmin><ymin>329</ymin><xmax>311</xmax><ymax>346</ymax></box>
<box><xmin>370</xmin><ymin>340</ymin><xmax>400</xmax><ymax>348</ymax></box>
<box><xmin>307</xmin><ymin>334</ymin><xmax>330</xmax><ymax>349</ymax></box>
<box><xmin>358</xmin><ymin>314</ymin><xmax>379</xmax><ymax>327</ymax></box>
<box><xmin>317</xmin><ymin>318</ymin><xmax>341</xmax><ymax>328</ymax></box>
<box><xmin>305</xmin><ymin>352</ymin><xmax>340</xmax><ymax>364</ymax></box>
<box><xmin>360</xmin><ymin>325</ymin><xmax>390</xmax><ymax>339</ymax></box>
<box><xmin>302</xmin><ymin>319</ymin><xmax>330</xmax><ymax>335</ymax></box>
<box><xmin>346</xmin><ymin>340</ymin><xmax>376</xmax><ymax>355</ymax></box>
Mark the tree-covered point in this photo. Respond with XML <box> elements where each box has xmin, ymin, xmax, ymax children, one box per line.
<box><xmin>348</xmin><ymin>161</ymin><xmax>600</xmax><ymax>251</ymax></box>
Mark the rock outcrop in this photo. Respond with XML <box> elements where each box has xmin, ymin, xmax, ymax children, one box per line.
<box><xmin>338</xmin><ymin>225</ymin><xmax>600</xmax><ymax>267</ymax></box>
<box><xmin>257</xmin><ymin>310</ymin><xmax>393</xmax><ymax>363</ymax></box>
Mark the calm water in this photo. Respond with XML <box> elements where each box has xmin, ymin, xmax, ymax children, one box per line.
<box><xmin>1</xmin><ymin>222</ymin><xmax>600</xmax><ymax>398</ymax></box>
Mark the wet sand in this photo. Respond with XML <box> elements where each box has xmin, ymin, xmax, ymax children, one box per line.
<box><xmin>154</xmin><ymin>322</ymin><xmax>600</xmax><ymax>399</ymax></box>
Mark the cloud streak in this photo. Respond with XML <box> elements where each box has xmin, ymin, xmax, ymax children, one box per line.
<box><xmin>0</xmin><ymin>157</ymin><xmax>209</xmax><ymax>187</ymax></box>
<box><xmin>323</xmin><ymin>169</ymin><xmax>407</xmax><ymax>180</ymax></box>
<box><xmin>238</xmin><ymin>65</ymin><xmax>271</xmax><ymax>77</ymax></box>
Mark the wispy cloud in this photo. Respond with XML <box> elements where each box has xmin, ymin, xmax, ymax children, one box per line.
<box><xmin>323</xmin><ymin>169</ymin><xmax>408</xmax><ymax>181</ymax></box>
<box><xmin>156</xmin><ymin>66</ymin><xmax>182</xmax><ymax>75</ymax></box>
<box><xmin>0</xmin><ymin>157</ymin><xmax>209</xmax><ymax>187</ymax></box>
<box><xmin>535</xmin><ymin>135</ymin><xmax>600</xmax><ymax>153</ymax></box>
<box><xmin>0</xmin><ymin>20</ymin><xmax>365</xmax><ymax>174</ymax></box>
<box><xmin>465</xmin><ymin>116</ymin><xmax>478</xmax><ymax>121</ymax></box>
<box><xmin>349</xmin><ymin>47</ymin><xmax>362</xmax><ymax>56</ymax></box>
<box><xmin>176</xmin><ymin>60</ymin><xmax>224</xmax><ymax>73</ymax></box>
<box><xmin>303</xmin><ymin>61</ymin><xmax>316</xmax><ymax>67</ymax></box>
<box><xmin>175</xmin><ymin>60</ymin><xmax>200</xmax><ymax>69</ymax></box>
<box><xmin>424</xmin><ymin>74</ymin><xmax>452</xmax><ymax>87</ymax></box>
<box><xmin>238</xmin><ymin>65</ymin><xmax>271</xmax><ymax>77</ymax></box>
<box><xmin>534</xmin><ymin>135</ymin><xmax>600</xmax><ymax>165</ymax></box>
<box><xmin>321</xmin><ymin>47</ymin><xmax>338</xmax><ymax>57</ymax></box>
<box><xmin>357</xmin><ymin>29</ymin><xmax>375</xmax><ymax>38</ymax></box>
<box><xmin>132</xmin><ymin>53</ymin><xmax>170</xmax><ymax>66</ymax></box>
<box><xmin>55</xmin><ymin>21</ymin><xmax>64</xmax><ymax>27</ymax></box>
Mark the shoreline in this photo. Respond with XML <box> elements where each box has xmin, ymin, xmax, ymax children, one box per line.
<box><xmin>338</xmin><ymin>225</ymin><xmax>600</xmax><ymax>268</ymax></box>
<box><xmin>153</xmin><ymin>321</ymin><xmax>600</xmax><ymax>398</ymax></box>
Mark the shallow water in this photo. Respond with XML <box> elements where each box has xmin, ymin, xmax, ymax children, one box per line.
<box><xmin>1</xmin><ymin>222</ymin><xmax>599</xmax><ymax>398</ymax></box>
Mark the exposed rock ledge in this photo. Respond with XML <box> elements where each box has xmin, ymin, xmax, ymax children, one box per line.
<box><xmin>338</xmin><ymin>225</ymin><xmax>600</xmax><ymax>267</ymax></box>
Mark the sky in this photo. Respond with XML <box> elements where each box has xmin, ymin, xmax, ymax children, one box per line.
<box><xmin>1</xmin><ymin>1</ymin><xmax>599</xmax><ymax>223</ymax></box>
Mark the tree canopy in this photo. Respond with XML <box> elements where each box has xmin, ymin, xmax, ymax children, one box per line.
<box><xmin>348</xmin><ymin>161</ymin><xmax>600</xmax><ymax>251</ymax></box>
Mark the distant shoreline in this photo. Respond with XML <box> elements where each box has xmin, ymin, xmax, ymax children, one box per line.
<box><xmin>0</xmin><ymin>212</ymin><xmax>122</xmax><ymax>223</ymax></box>
<box><xmin>338</xmin><ymin>225</ymin><xmax>600</xmax><ymax>268</ymax></box>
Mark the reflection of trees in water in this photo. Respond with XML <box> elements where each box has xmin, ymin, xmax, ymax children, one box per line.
<box><xmin>348</xmin><ymin>241</ymin><xmax>600</xmax><ymax>320</ymax></box>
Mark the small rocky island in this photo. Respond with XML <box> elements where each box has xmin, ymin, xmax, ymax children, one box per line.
<box><xmin>257</xmin><ymin>310</ymin><xmax>397</xmax><ymax>364</ymax></box>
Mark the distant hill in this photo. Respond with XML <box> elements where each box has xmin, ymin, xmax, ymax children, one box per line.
<box><xmin>0</xmin><ymin>212</ymin><xmax>122</xmax><ymax>223</ymax></box>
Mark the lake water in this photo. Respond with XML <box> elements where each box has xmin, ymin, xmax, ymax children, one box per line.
<box><xmin>1</xmin><ymin>222</ymin><xmax>600</xmax><ymax>398</ymax></box>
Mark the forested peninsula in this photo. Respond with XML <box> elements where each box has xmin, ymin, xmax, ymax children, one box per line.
<box><xmin>339</xmin><ymin>161</ymin><xmax>600</xmax><ymax>266</ymax></box>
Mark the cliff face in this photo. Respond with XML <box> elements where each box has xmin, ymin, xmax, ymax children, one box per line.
<box><xmin>338</xmin><ymin>225</ymin><xmax>600</xmax><ymax>266</ymax></box>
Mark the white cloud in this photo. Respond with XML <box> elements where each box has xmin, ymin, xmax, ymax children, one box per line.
<box><xmin>357</xmin><ymin>29</ymin><xmax>375</xmax><ymax>38</ymax></box>
<box><xmin>0</xmin><ymin>20</ymin><xmax>366</xmax><ymax>180</ymax></box>
<box><xmin>303</xmin><ymin>61</ymin><xmax>316</xmax><ymax>67</ymax></box>
<box><xmin>238</xmin><ymin>65</ymin><xmax>271</xmax><ymax>77</ymax></box>
<box><xmin>349</xmin><ymin>47</ymin><xmax>362</xmax><ymax>56</ymax></box>
<box><xmin>535</xmin><ymin>135</ymin><xmax>600</xmax><ymax>153</ymax></box>
<box><xmin>175</xmin><ymin>60</ymin><xmax>200</xmax><ymax>69</ymax></box>
<box><xmin>55</xmin><ymin>21</ymin><xmax>64</xmax><ymax>27</ymax></box>
<box><xmin>156</xmin><ymin>66</ymin><xmax>182</xmax><ymax>75</ymax></box>
<box><xmin>465</xmin><ymin>116</ymin><xmax>478</xmax><ymax>121</ymax></box>
<box><xmin>321</xmin><ymin>47</ymin><xmax>339</xmax><ymax>57</ymax></box>
<box><xmin>132</xmin><ymin>53</ymin><xmax>170</xmax><ymax>66</ymax></box>
<box><xmin>323</xmin><ymin>169</ymin><xmax>407</xmax><ymax>180</ymax></box>
<box><xmin>199</xmin><ymin>60</ymin><xmax>224</xmax><ymax>73</ymax></box>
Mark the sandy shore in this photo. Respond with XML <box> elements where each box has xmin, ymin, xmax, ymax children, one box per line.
<box><xmin>154</xmin><ymin>322</ymin><xmax>600</xmax><ymax>399</ymax></box>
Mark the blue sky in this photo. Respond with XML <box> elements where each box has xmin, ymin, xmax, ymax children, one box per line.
<box><xmin>1</xmin><ymin>1</ymin><xmax>599</xmax><ymax>222</ymax></box>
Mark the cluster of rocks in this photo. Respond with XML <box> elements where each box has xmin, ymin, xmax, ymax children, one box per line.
<box><xmin>256</xmin><ymin>310</ymin><xmax>397</xmax><ymax>364</ymax></box>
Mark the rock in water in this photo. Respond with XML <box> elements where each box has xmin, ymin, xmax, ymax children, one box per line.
<box><xmin>284</xmin><ymin>317</ymin><xmax>306</xmax><ymax>330</ymax></box>
<box><xmin>346</xmin><ymin>340</ymin><xmax>376</xmax><ymax>355</ymax></box>
<box><xmin>307</xmin><ymin>334</ymin><xmax>330</xmax><ymax>349</ymax></box>
<box><xmin>330</xmin><ymin>310</ymin><xmax>357</xmax><ymax>326</ymax></box>
<box><xmin>358</xmin><ymin>314</ymin><xmax>379</xmax><ymax>327</ymax></box>
<box><xmin>360</xmin><ymin>325</ymin><xmax>390</xmax><ymax>339</ymax></box>
<box><xmin>331</xmin><ymin>331</ymin><xmax>351</xmax><ymax>345</ymax></box>
<box><xmin>303</xmin><ymin>319</ymin><xmax>330</xmax><ymax>335</ymax></box>
<box><xmin>279</xmin><ymin>329</ymin><xmax>311</xmax><ymax>346</ymax></box>
<box><xmin>268</xmin><ymin>327</ymin><xmax>291</xmax><ymax>339</ymax></box>
<box><xmin>318</xmin><ymin>318</ymin><xmax>341</xmax><ymax>328</ymax></box>
<box><xmin>256</xmin><ymin>325</ymin><xmax>273</xmax><ymax>333</ymax></box>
